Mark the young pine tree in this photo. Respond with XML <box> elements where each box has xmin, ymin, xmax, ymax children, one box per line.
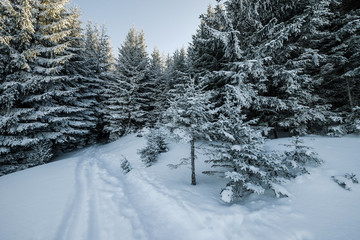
<box><xmin>282</xmin><ymin>136</ymin><xmax>322</xmax><ymax>176</ymax></box>
<box><xmin>164</xmin><ymin>78</ymin><xmax>214</xmax><ymax>185</ymax></box>
<box><xmin>138</xmin><ymin>127</ymin><xmax>168</xmax><ymax>167</ymax></box>
<box><xmin>205</xmin><ymin>86</ymin><xmax>292</xmax><ymax>202</ymax></box>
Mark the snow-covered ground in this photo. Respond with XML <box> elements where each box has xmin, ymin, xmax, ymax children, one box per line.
<box><xmin>0</xmin><ymin>135</ymin><xmax>359</xmax><ymax>240</ymax></box>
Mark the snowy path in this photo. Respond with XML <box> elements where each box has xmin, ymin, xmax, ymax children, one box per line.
<box><xmin>49</xmin><ymin>143</ymin><xmax>246</xmax><ymax>240</ymax></box>
<box><xmin>55</xmin><ymin>147</ymin><xmax>147</xmax><ymax>240</ymax></box>
<box><xmin>51</xmin><ymin>145</ymin><xmax>218</xmax><ymax>240</ymax></box>
<box><xmin>0</xmin><ymin>135</ymin><xmax>360</xmax><ymax>240</ymax></box>
<box><xmin>50</xmin><ymin>142</ymin><xmax>312</xmax><ymax>240</ymax></box>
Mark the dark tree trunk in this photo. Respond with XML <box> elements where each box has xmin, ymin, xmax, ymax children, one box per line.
<box><xmin>273</xmin><ymin>128</ymin><xmax>279</xmax><ymax>139</ymax></box>
<box><xmin>190</xmin><ymin>137</ymin><xmax>196</xmax><ymax>185</ymax></box>
<box><xmin>346</xmin><ymin>77</ymin><xmax>354</xmax><ymax>110</ymax></box>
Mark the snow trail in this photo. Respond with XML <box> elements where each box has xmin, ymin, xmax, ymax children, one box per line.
<box><xmin>53</xmin><ymin>139</ymin><xmax>315</xmax><ymax>240</ymax></box>
<box><xmin>55</xmin><ymin>155</ymin><xmax>89</xmax><ymax>240</ymax></box>
<box><xmin>55</xmin><ymin>147</ymin><xmax>148</xmax><ymax>240</ymax></box>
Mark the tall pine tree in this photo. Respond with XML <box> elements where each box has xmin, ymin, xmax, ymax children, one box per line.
<box><xmin>108</xmin><ymin>27</ymin><xmax>153</xmax><ymax>139</ymax></box>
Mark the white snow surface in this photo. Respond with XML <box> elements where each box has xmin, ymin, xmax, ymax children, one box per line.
<box><xmin>0</xmin><ymin>135</ymin><xmax>360</xmax><ymax>240</ymax></box>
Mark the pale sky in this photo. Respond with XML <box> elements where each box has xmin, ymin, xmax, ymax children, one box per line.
<box><xmin>70</xmin><ymin>0</ymin><xmax>217</xmax><ymax>56</ymax></box>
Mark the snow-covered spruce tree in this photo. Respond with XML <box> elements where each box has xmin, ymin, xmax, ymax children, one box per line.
<box><xmin>136</xmin><ymin>45</ymin><xmax>160</xmax><ymax>128</ymax></box>
<box><xmin>108</xmin><ymin>27</ymin><xmax>153</xmax><ymax>139</ymax></box>
<box><xmin>0</xmin><ymin>0</ymin><xmax>98</xmax><ymax>174</ymax></box>
<box><xmin>205</xmin><ymin>86</ymin><xmax>292</xmax><ymax>203</ymax></box>
<box><xmin>83</xmin><ymin>23</ymin><xmax>115</xmax><ymax>76</ymax></box>
<box><xmin>264</xmin><ymin>0</ymin><xmax>338</xmax><ymax>135</ymax></box>
<box><xmin>0</xmin><ymin>0</ymin><xmax>11</xmax><ymax>81</ymax></box>
<box><xmin>156</xmin><ymin>53</ymin><xmax>176</xmax><ymax>111</ymax></box>
<box><xmin>318</xmin><ymin>5</ymin><xmax>360</xmax><ymax>115</ymax></box>
<box><xmin>61</xmin><ymin>7</ymin><xmax>100</xmax><ymax>150</ymax></box>
<box><xmin>282</xmin><ymin>136</ymin><xmax>322</xmax><ymax>176</ymax></box>
<box><xmin>147</xmin><ymin>47</ymin><xmax>166</xmax><ymax>123</ymax></box>
<box><xmin>190</xmin><ymin>1</ymin><xmax>267</xmax><ymax>111</ymax></box>
<box><xmin>346</xmin><ymin>106</ymin><xmax>360</xmax><ymax>134</ymax></box>
<box><xmin>187</xmin><ymin>5</ymin><xmax>227</xmax><ymax>79</ymax></box>
<box><xmin>164</xmin><ymin>78</ymin><xmax>214</xmax><ymax>185</ymax></box>
<box><xmin>25</xmin><ymin>0</ymin><xmax>97</xmax><ymax>154</ymax></box>
<box><xmin>120</xmin><ymin>155</ymin><xmax>132</xmax><ymax>174</ymax></box>
<box><xmin>138</xmin><ymin>127</ymin><xmax>168</xmax><ymax>167</ymax></box>
<box><xmin>188</xmin><ymin>4</ymin><xmax>239</xmax><ymax>113</ymax></box>
<box><xmin>251</xmin><ymin>0</ymin><xmax>325</xmax><ymax>135</ymax></box>
<box><xmin>0</xmin><ymin>0</ymin><xmax>54</xmax><ymax>175</ymax></box>
<box><xmin>83</xmin><ymin>23</ymin><xmax>115</xmax><ymax>141</ymax></box>
<box><xmin>207</xmin><ymin>0</ymin><xmax>337</xmax><ymax>135</ymax></box>
<box><xmin>166</xmin><ymin>47</ymin><xmax>189</xmax><ymax>99</ymax></box>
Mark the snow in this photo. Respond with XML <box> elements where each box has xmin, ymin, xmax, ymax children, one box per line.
<box><xmin>0</xmin><ymin>135</ymin><xmax>360</xmax><ymax>240</ymax></box>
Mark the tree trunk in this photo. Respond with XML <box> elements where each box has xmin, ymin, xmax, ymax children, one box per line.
<box><xmin>126</xmin><ymin>111</ymin><xmax>132</xmax><ymax>134</ymax></box>
<box><xmin>346</xmin><ymin>77</ymin><xmax>354</xmax><ymax>110</ymax></box>
<box><xmin>273</xmin><ymin>124</ymin><xmax>278</xmax><ymax>139</ymax></box>
<box><xmin>190</xmin><ymin>137</ymin><xmax>196</xmax><ymax>185</ymax></box>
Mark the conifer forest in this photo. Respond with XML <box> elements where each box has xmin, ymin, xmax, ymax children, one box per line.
<box><xmin>1</xmin><ymin>0</ymin><xmax>360</xmax><ymax>198</ymax></box>
<box><xmin>1</xmin><ymin>1</ymin><xmax>360</xmax><ymax>239</ymax></box>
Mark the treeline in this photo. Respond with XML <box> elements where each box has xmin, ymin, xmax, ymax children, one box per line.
<box><xmin>0</xmin><ymin>0</ymin><xmax>359</xmax><ymax>176</ymax></box>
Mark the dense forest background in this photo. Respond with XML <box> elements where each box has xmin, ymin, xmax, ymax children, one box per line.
<box><xmin>0</xmin><ymin>0</ymin><xmax>359</xmax><ymax>176</ymax></box>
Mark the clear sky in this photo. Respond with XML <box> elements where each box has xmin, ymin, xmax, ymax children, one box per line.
<box><xmin>70</xmin><ymin>0</ymin><xmax>217</xmax><ymax>56</ymax></box>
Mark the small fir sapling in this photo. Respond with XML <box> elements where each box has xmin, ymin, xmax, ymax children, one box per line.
<box><xmin>120</xmin><ymin>155</ymin><xmax>132</xmax><ymax>174</ymax></box>
<box><xmin>164</xmin><ymin>77</ymin><xmax>215</xmax><ymax>185</ymax></box>
<box><xmin>327</xmin><ymin>124</ymin><xmax>348</xmax><ymax>137</ymax></box>
<box><xmin>205</xmin><ymin>87</ymin><xmax>294</xmax><ymax>202</ymax></box>
<box><xmin>217</xmin><ymin>131</ymin><xmax>293</xmax><ymax>203</ymax></box>
<box><xmin>347</xmin><ymin>106</ymin><xmax>360</xmax><ymax>134</ymax></box>
<box><xmin>327</xmin><ymin>108</ymin><xmax>360</xmax><ymax>136</ymax></box>
<box><xmin>332</xmin><ymin>173</ymin><xmax>359</xmax><ymax>190</ymax></box>
<box><xmin>283</xmin><ymin>136</ymin><xmax>323</xmax><ymax>176</ymax></box>
<box><xmin>138</xmin><ymin>128</ymin><xmax>168</xmax><ymax>167</ymax></box>
<box><xmin>325</xmin><ymin>115</ymin><xmax>346</xmax><ymax>137</ymax></box>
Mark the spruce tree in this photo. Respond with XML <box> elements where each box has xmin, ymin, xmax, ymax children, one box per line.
<box><xmin>0</xmin><ymin>0</ymin><xmax>53</xmax><ymax>175</ymax></box>
<box><xmin>138</xmin><ymin>127</ymin><xmax>168</xmax><ymax>167</ymax></box>
<box><xmin>283</xmin><ymin>136</ymin><xmax>322</xmax><ymax>176</ymax></box>
<box><xmin>319</xmin><ymin>5</ymin><xmax>360</xmax><ymax>112</ymax></box>
<box><xmin>83</xmin><ymin>23</ymin><xmax>115</xmax><ymax>141</ymax></box>
<box><xmin>205</xmin><ymin>86</ymin><xmax>292</xmax><ymax>202</ymax></box>
<box><xmin>109</xmin><ymin>27</ymin><xmax>151</xmax><ymax>139</ymax></box>
<box><xmin>0</xmin><ymin>0</ymin><xmax>100</xmax><ymax>175</ymax></box>
<box><xmin>264</xmin><ymin>0</ymin><xmax>336</xmax><ymax>135</ymax></box>
<box><xmin>26</xmin><ymin>0</ymin><xmax>92</xmax><ymax>154</ymax></box>
<box><xmin>148</xmin><ymin>47</ymin><xmax>165</xmax><ymax>123</ymax></box>
<box><xmin>167</xmin><ymin>47</ymin><xmax>189</xmax><ymax>98</ymax></box>
<box><xmin>188</xmin><ymin>5</ymin><xmax>227</xmax><ymax>77</ymax></box>
<box><xmin>62</xmin><ymin>7</ymin><xmax>99</xmax><ymax>149</ymax></box>
<box><xmin>201</xmin><ymin>0</ymin><xmax>338</xmax><ymax>135</ymax></box>
<box><xmin>164</xmin><ymin>78</ymin><xmax>214</xmax><ymax>185</ymax></box>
